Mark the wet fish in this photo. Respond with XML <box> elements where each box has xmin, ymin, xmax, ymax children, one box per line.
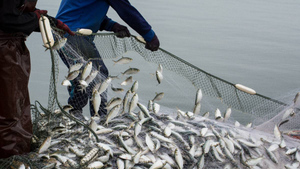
<box><xmin>98</xmin><ymin>77</ymin><xmax>112</xmax><ymax>94</ymax></box>
<box><xmin>105</xmin><ymin>105</ymin><xmax>121</xmax><ymax>126</ymax></box>
<box><xmin>156</xmin><ymin>70</ymin><xmax>163</xmax><ymax>84</ymax></box>
<box><xmin>113</xmin><ymin>57</ymin><xmax>133</xmax><ymax>65</ymax></box>
<box><xmin>38</xmin><ymin>136</ymin><xmax>52</xmax><ymax>154</ymax></box>
<box><xmin>81</xmin><ymin>61</ymin><xmax>93</xmax><ymax>80</ymax></box>
<box><xmin>111</xmin><ymin>84</ymin><xmax>124</xmax><ymax>93</ymax></box>
<box><xmin>121</xmin><ymin>76</ymin><xmax>133</xmax><ymax>86</ymax></box>
<box><xmin>69</xmin><ymin>63</ymin><xmax>84</xmax><ymax>73</ymax></box>
<box><xmin>52</xmin><ymin>38</ymin><xmax>67</xmax><ymax>50</ymax></box>
<box><xmin>61</xmin><ymin>79</ymin><xmax>71</xmax><ymax>86</ymax></box>
<box><xmin>66</xmin><ymin>70</ymin><xmax>80</xmax><ymax>81</ymax></box>
<box><xmin>293</xmin><ymin>92</ymin><xmax>300</xmax><ymax>107</ymax></box>
<box><xmin>152</xmin><ymin>92</ymin><xmax>164</xmax><ymax>102</ymax></box>
<box><xmin>195</xmin><ymin>89</ymin><xmax>203</xmax><ymax>105</ymax></box>
<box><xmin>129</xmin><ymin>93</ymin><xmax>138</xmax><ymax>113</ymax></box>
<box><xmin>121</xmin><ymin>67</ymin><xmax>140</xmax><ymax>75</ymax></box>
<box><xmin>85</xmin><ymin>70</ymin><xmax>98</xmax><ymax>84</ymax></box>
<box><xmin>224</xmin><ymin>108</ymin><xmax>232</xmax><ymax>122</ymax></box>
<box><xmin>92</xmin><ymin>90</ymin><xmax>101</xmax><ymax>117</ymax></box>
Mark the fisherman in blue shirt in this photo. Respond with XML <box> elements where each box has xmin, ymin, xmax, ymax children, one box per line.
<box><xmin>56</xmin><ymin>0</ymin><xmax>160</xmax><ymax>118</ymax></box>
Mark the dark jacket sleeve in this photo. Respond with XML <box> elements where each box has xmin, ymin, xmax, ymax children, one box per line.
<box><xmin>0</xmin><ymin>0</ymin><xmax>39</xmax><ymax>35</ymax></box>
<box><xmin>106</xmin><ymin>0</ymin><xmax>152</xmax><ymax>37</ymax></box>
<box><xmin>99</xmin><ymin>16</ymin><xmax>116</xmax><ymax>31</ymax></box>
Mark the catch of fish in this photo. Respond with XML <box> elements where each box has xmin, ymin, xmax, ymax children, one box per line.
<box><xmin>24</xmin><ymin>53</ymin><xmax>300</xmax><ymax>169</ymax></box>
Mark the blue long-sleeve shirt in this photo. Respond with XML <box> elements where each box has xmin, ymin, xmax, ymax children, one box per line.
<box><xmin>56</xmin><ymin>0</ymin><xmax>155</xmax><ymax>42</ymax></box>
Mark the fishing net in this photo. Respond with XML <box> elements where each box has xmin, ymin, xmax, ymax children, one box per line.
<box><xmin>1</xmin><ymin>17</ymin><xmax>300</xmax><ymax>168</ymax></box>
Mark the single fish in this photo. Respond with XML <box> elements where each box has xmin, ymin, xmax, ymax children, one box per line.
<box><xmin>215</xmin><ymin>108</ymin><xmax>223</xmax><ymax>121</ymax></box>
<box><xmin>111</xmin><ymin>84</ymin><xmax>124</xmax><ymax>93</ymax></box>
<box><xmin>193</xmin><ymin>102</ymin><xmax>201</xmax><ymax>115</ymax></box>
<box><xmin>121</xmin><ymin>76</ymin><xmax>133</xmax><ymax>86</ymax></box>
<box><xmin>81</xmin><ymin>61</ymin><xmax>93</xmax><ymax>80</ymax></box>
<box><xmin>156</xmin><ymin>70</ymin><xmax>163</xmax><ymax>84</ymax></box>
<box><xmin>149</xmin><ymin>160</ymin><xmax>167</xmax><ymax>169</ymax></box>
<box><xmin>98</xmin><ymin>77</ymin><xmax>112</xmax><ymax>94</ymax></box>
<box><xmin>293</xmin><ymin>92</ymin><xmax>300</xmax><ymax>107</ymax></box>
<box><xmin>245</xmin><ymin>156</ymin><xmax>263</xmax><ymax>166</ymax></box>
<box><xmin>274</xmin><ymin>125</ymin><xmax>281</xmax><ymax>140</ymax></box>
<box><xmin>153</xmin><ymin>102</ymin><xmax>160</xmax><ymax>114</ymax></box>
<box><xmin>113</xmin><ymin>57</ymin><xmax>133</xmax><ymax>65</ymax></box>
<box><xmin>92</xmin><ymin>90</ymin><xmax>101</xmax><ymax>117</ymax></box>
<box><xmin>85</xmin><ymin>70</ymin><xmax>98</xmax><ymax>85</ymax></box>
<box><xmin>157</xmin><ymin>64</ymin><xmax>163</xmax><ymax>73</ymax></box>
<box><xmin>146</xmin><ymin>133</ymin><xmax>155</xmax><ymax>152</ymax></box>
<box><xmin>86</xmin><ymin>161</ymin><xmax>104</xmax><ymax>169</ymax></box>
<box><xmin>224</xmin><ymin>108</ymin><xmax>232</xmax><ymax>122</ymax></box>
<box><xmin>122</xmin><ymin>90</ymin><xmax>132</xmax><ymax>113</ymax></box>
<box><xmin>105</xmin><ymin>97</ymin><xmax>122</xmax><ymax>111</ymax></box>
<box><xmin>121</xmin><ymin>67</ymin><xmax>140</xmax><ymax>75</ymax></box>
<box><xmin>129</xmin><ymin>93</ymin><xmax>138</xmax><ymax>113</ymax></box>
<box><xmin>174</xmin><ymin>148</ymin><xmax>183</xmax><ymax>169</ymax></box>
<box><xmin>38</xmin><ymin>136</ymin><xmax>52</xmax><ymax>154</ymax></box>
<box><xmin>105</xmin><ymin>105</ymin><xmax>121</xmax><ymax>126</ymax></box>
<box><xmin>88</xmin><ymin>117</ymin><xmax>98</xmax><ymax>138</ymax></box>
<box><xmin>66</xmin><ymin>70</ymin><xmax>80</xmax><ymax>81</ymax></box>
<box><xmin>69</xmin><ymin>62</ymin><xmax>84</xmax><ymax>73</ymax></box>
<box><xmin>195</xmin><ymin>89</ymin><xmax>203</xmax><ymax>105</ymax></box>
<box><xmin>130</xmin><ymin>80</ymin><xmax>138</xmax><ymax>93</ymax></box>
<box><xmin>152</xmin><ymin>92</ymin><xmax>164</xmax><ymax>102</ymax></box>
<box><xmin>52</xmin><ymin>38</ymin><xmax>67</xmax><ymax>50</ymax></box>
<box><xmin>61</xmin><ymin>79</ymin><xmax>71</xmax><ymax>86</ymax></box>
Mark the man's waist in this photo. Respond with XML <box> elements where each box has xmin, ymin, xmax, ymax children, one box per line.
<box><xmin>0</xmin><ymin>29</ymin><xmax>27</xmax><ymax>40</ymax></box>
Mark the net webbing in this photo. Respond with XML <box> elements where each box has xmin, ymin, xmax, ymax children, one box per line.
<box><xmin>89</xmin><ymin>33</ymin><xmax>299</xmax><ymax>126</ymax></box>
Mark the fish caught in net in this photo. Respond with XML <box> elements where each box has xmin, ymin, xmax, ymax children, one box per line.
<box><xmin>1</xmin><ymin>19</ymin><xmax>300</xmax><ymax>168</ymax></box>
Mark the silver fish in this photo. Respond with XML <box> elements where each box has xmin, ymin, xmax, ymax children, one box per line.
<box><xmin>224</xmin><ymin>108</ymin><xmax>232</xmax><ymax>122</ymax></box>
<box><xmin>89</xmin><ymin>117</ymin><xmax>98</xmax><ymax>138</ymax></box>
<box><xmin>121</xmin><ymin>67</ymin><xmax>140</xmax><ymax>75</ymax></box>
<box><xmin>111</xmin><ymin>84</ymin><xmax>124</xmax><ymax>93</ymax></box>
<box><xmin>293</xmin><ymin>92</ymin><xmax>300</xmax><ymax>107</ymax></box>
<box><xmin>129</xmin><ymin>93</ymin><xmax>138</xmax><ymax>113</ymax></box>
<box><xmin>106</xmin><ymin>97</ymin><xmax>122</xmax><ymax>111</ymax></box>
<box><xmin>92</xmin><ymin>90</ymin><xmax>101</xmax><ymax>117</ymax></box>
<box><xmin>85</xmin><ymin>70</ymin><xmax>98</xmax><ymax>85</ymax></box>
<box><xmin>145</xmin><ymin>133</ymin><xmax>155</xmax><ymax>152</ymax></box>
<box><xmin>69</xmin><ymin>62</ymin><xmax>84</xmax><ymax>73</ymax></box>
<box><xmin>81</xmin><ymin>61</ymin><xmax>93</xmax><ymax>80</ymax></box>
<box><xmin>113</xmin><ymin>57</ymin><xmax>133</xmax><ymax>65</ymax></box>
<box><xmin>149</xmin><ymin>160</ymin><xmax>167</xmax><ymax>169</ymax></box>
<box><xmin>152</xmin><ymin>92</ymin><xmax>164</xmax><ymax>102</ymax></box>
<box><xmin>156</xmin><ymin>70</ymin><xmax>163</xmax><ymax>84</ymax></box>
<box><xmin>130</xmin><ymin>80</ymin><xmax>139</xmax><ymax>93</ymax></box>
<box><xmin>38</xmin><ymin>136</ymin><xmax>52</xmax><ymax>154</ymax></box>
<box><xmin>61</xmin><ymin>79</ymin><xmax>71</xmax><ymax>86</ymax></box>
<box><xmin>105</xmin><ymin>105</ymin><xmax>121</xmax><ymax>126</ymax></box>
<box><xmin>195</xmin><ymin>89</ymin><xmax>203</xmax><ymax>105</ymax></box>
<box><xmin>66</xmin><ymin>70</ymin><xmax>80</xmax><ymax>80</ymax></box>
<box><xmin>193</xmin><ymin>102</ymin><xmax>201</xmax><ymax>115</ymax></box>
<box><xmin>52</xmin><ymin>38</ymin><xmax>67</xmax><ymax>50</ymax></box>
<box><xmin>174</xmin><ymin>148</ymin><xmax>183</xmax><ymax>169</ymax></box>
<box><xmin>98</xmin><ymin>77</ymin><xmax>112</xmax><ymax>94</ymax></box>
<box><xmin>121</xmin><ymin>76</ymin><xmax>133</xmax><ymax>86</ymax></box>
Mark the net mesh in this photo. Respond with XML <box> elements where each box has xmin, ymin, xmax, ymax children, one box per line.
<box><xmin>1</xmin><ymin>21</ymin><xmax>300</xmax><ymax>168</ymax></box>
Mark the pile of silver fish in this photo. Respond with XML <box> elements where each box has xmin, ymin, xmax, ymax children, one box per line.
<box><xmin>29</xmin><ymin>55</ymin><xmax>300</xmax><ymax>169</ymax></box>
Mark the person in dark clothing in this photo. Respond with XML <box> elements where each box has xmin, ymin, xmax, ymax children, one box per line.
<box><xmin>56</xmin><ymin>0</ymin><xmax>160</xmax><ymax>118</ymax></box>
<box><xmin>0</xmin><ymin>0</ymin><xmax>73</xmax><ymax>158</ymax></box>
